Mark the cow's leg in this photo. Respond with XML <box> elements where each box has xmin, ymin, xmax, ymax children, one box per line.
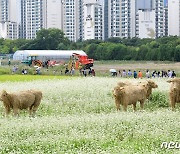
<box><xmin>31</xmin><ymin>105</ymin><xmax>40</xmax><ymax>117</ymax></box>
<box><xmin>169</xmin><ymin>92</ymin><xmax>176</xmax><ymax>111</ymax></box>
<box><xmin>123</xmin><ymin>104</ymin><xmax>127</xmax><ymax>112</ymax></box>
<box><xmin>5</xmin><ymin>108</ymin><xmax>11</xmax><ymax>117</ymax></box>
<box><xmin>133</xmin><ymin>103</ymin><xmax>136</xmax><ymax>111</ymax></box>
<box><xmin>140</xmin><ymin>100</ymin><xmax>144</xmax><ymax>110</ymax></box>
<box><xmin>29</xmin><ymin>105</ymin><xmax>34</xmax><ymax>116</ymax></box>
<box><xmin>115</xmin><ymin>99</ymin><xmax>120</xmax><ymax>111</ymax></box>
<box><xmin>13</xmin><ymin>108</ymin><xmax>19</xmax><ymax>117</ymax></box>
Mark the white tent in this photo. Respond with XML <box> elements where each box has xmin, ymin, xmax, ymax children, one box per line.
<box><xmin>13</xmin><ymin>50</ymin><xmax>87</xmax><ymax>61</ymax></box>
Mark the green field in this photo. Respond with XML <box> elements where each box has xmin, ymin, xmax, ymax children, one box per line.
<box><xmin>0</xmin><ymin>76</ymin><xmax>179</xmax><ymax>153</ymax></box>
<box><xmin>0</xmin><ymin>75</ymin><xmax>71</xmax><ymax>82</ymax></box>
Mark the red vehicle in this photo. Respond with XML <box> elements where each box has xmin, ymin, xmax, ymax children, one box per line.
<box><xmin>71</xmin><ymin>53</ymin><xmax>94</xmax><ymax>69</ymax></box>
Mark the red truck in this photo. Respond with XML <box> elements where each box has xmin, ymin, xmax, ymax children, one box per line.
<box><xmin>71</xmin><ymin>53</ymin><xmax>94</xmax><ymax>69</ymax></box>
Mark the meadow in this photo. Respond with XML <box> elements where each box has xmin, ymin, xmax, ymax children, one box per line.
<box><xmin>0</xmin><ymin>76</ymin><xmax>179</xmax><ymax>153</ymax></box>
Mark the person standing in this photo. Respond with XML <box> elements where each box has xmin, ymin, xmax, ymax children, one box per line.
<box><xmin>122</xmin><ymin>70</ymin><xmax>127</xmax><ymax>78</ymax></box>
<box><xmin>168</xmin><ymin>70</ymin><xmax>172</xmax><ymax>78</ymax></box>
<box><xmin>83</xmin><ymin>68</ymin><xmax>87</xmax><ymax>77</ymax></box>
<box><xmin>146</xmin><ymin>70</ymin><xmax>150</xmax><ymax>78</ymax></box>
<box><xmin>133</xmin><ymin>71</ymin><xmax>137</xmax><ymax>79</ymax></box>
<box><xmin>24</xmin><ymin>69</ymin><xmax>28</xmax><ymax>75</ymax></box>
<box><xmin>8</xmin><ymin>59</ymin><xmax>11</xmax><ymax>66</ymax></box>
<box><xmin>127</xmin><ymin>70</ymin><xmax>132</xmax><ymax>78</ymax></box>
<box><xmin>138</xmin><ymin>71</ymin><xmax>143</xmax><ymax>79</ymax></box>
<box><xmin>71</xmin><ymin>67</ymin><xmax>75</xmax><ymax>76</ymax></box>
<box><xmin>92</xmin><ymin>69</ymin><xmax>95</xmax><ymax>77</ymax></box>
<box><xmin>65</xmin><ymin>67</ymin><xmax>69</xmax><ymax>74</ymax></box>
<box><xmin>171</xmin><ymin>71</ymin><xmax>176</xmax><ymax>78</ymax></box>
<box><xmin>12</xmin><ymin>65</ymin><xmax>16</xmax><ymax>74</ymax></box>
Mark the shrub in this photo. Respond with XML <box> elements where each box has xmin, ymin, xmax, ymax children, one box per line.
<box><xmin>0</xmin><ymin>67</ymin><xmax>11</xmax><ymax>75</ymax></box>
<box><xmin>146</xmin><ymin>91</ymin><xmax>169</xmax><ymax>109</ymax></box>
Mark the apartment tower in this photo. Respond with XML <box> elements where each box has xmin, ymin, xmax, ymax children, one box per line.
<box><xmin>83</xmin><ymin>0</ymin><xmax>103</xmax><ymax>40</ymax></box>
<box><xmin>20</xmin><ymin>0</ymin><xmax>45</xmax><ymax>39</ymax></box>
<box><xmin>168</xmin><ymin>0</ymin><xmax>180</xmax><ymax>36</ymax></box>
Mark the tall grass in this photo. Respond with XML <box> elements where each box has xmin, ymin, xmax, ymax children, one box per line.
<box><xmin>0</xmin><ymin>77</ymin><xmax>179</xmax><ymax>153</ymax></box>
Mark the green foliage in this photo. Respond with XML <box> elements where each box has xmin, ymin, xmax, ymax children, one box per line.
<box><xmin>0</xmin><ymin>31</ymin><xmax>179</xmax><ymax>62</ymax></box>
<box><xmin>175</xmin><ymin>45</ymin><xmax>180</xmax><ymax>61</ymax></box>
<box><xmin>0</xmin><ymin>67</ymin><xmax>11</xmax><ymax>75</ymax></box>
<box><xmin>0</xmin><ymin>75</ymin><xmax>71</xmax><ymax>82</ymax></box>
<box><xmin>22</xmin><ymin>28</ymin><xmax>71</xmax><ymax>50</ymax></box>
<box><xmin>81</xmin><ymin>36</ymin><xmax>180</xmax><ymax>61</ymax></box>
<box><xmin>146</xmin><ymin>91</ymin><xmax>169</xmax><ymax>110</ymax></box>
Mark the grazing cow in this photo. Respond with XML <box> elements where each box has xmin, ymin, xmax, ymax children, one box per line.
<box><xmin>113</xmin><ymin>84</ymin><xmax>147</xmax><ymax>111</ymax></box>
<box><xmin>0</xmin><ymin>90</ymin><xmax>42</xmax><ymax>117</ymax></box>
<box><xmin>167</xmin><ymin>78</ymin><xmax>180</xmax><ymax>110</ymax></box>
<box><xmin>117</xmin><ymin>80</ymin><xmax>158</xmax><ymax>99</ymax></box>
<box><xmin>114</xmin><ymin>80</ymin><xmax>158</xmax><ymax>111</ymax></box>
<box><xmin>139</xmin><ymin>80</ymin><xmax>158</xmax><ymax>99</ymax></box>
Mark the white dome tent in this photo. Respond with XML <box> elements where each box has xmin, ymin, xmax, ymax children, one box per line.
<box><xmin>13</xmin><ymin>50</ymin><xmax>87</xmax><ymax>61</ymax></box>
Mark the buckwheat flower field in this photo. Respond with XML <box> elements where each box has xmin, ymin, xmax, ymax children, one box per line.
<box><xmin>0</xmin><ymin>77</ymin><xmax>179</xmax><ymax>153</ymax></box>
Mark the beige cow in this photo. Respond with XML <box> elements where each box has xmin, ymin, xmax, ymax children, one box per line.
<box><xmin>113</xmin><ymin>84</ymin><xmax>147</xmax><ymax>111</ymax></box>
<box><xmin>0</xmin><ymin>90</ymin><xmax>42</xmax><ymax>117</ymax></box>
<box><xmin>167</xmin><ymin>78</ymin><xmax>180</xmax><ymax>110</ymax></box>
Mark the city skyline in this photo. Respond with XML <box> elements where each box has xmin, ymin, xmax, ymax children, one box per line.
<box><xmin>0</xmin><ymin>0</ymin><xmax>179</xmax><ymax>41</ymax></box>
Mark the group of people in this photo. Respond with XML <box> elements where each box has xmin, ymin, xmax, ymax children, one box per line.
<box><xmin>21</xmin><ymin>68</ymin><xmax>28</xmax><ymax>75</ymax></box>
<box><xmin>22</xmin><ymin>67</ymin><xmax>40</xmax><ymax>75</ymax></box>
<box><xmin>12</xmin><ymin>65</ymin><xmax>41</xmax><ymax>75</ymax></box>
<box><xmin>115</xmin><ymin>69</ymin><xmax>177</xmax><ymax>78</ymax></box>
<box><xmin>65</xmin><ymin>67</ymin><xmax>75</xmax><ymax>76</ymax></box>
<box><xmin>80</xmin><ymin>68</ymin><xmax>96</xmax><ymax>77</ymax></box>
<box><xmin>65</xmin><ymin>67</ymin><xmax>96</xmax><ymax>77</ymax></box>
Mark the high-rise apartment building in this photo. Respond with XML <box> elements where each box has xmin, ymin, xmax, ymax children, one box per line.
<box><xmin>0</xmin><ymin>0</ymin><xmax>20</xmax><ymax>39</ymax></box>
<box><xmin>136</xmin><ymin>0</ymin><xmax>154</xmax><ymax>10</ymax></box>
<box><xmin>104</xmin><ymin>0</ymin><xmax>108</xmax><ymax>40</ymax></box>
<box><xmin>0</xmin><ymin>0</ymin><xmax>8</xmax><ymax>22</ymax></box>
<box><xmin>168</xmin><ymin>0</ymin><xmax>180</xmax><ymax>36</ymax></box>
<box><xmin>136</xmin><ymin>0</ymin><xmax>167</xmax><ymax>38</ymax></box>
<box><xmin>20</xmin><ymin>0</ymin><xmax>45</xmax><ymax>39</ymax></box>
<box><xmin>121</xmin><ymin>0</ymin><xmax>136</xmax><ymax>38</ymax></box>
<box><xmin>108</xmin><ymin>0</ymin><xmax>121</xmax><ymax>38</ymax></box>
<box><xmin>136</xmin><ymin>10</ymin><xmax>155</xmax><ymax>38</ymax></box>
<box><xmin>62</xmin><ymin>0</ymin><xmax>81</xmax><ymax>42</ymax></box>
<box><xmin>164</xmin><ymin>3</ymin><xmax>168</xmax><ymax>36</ymax></box>
<box><xmin>0</xmin><ymin>21</ymin><xmax>18</xmax><ymax>39</ymax></box>
<box><xmin>0</xmin><ymin>0</ymin><xmax>180</xmax><ymax>41</ymax></box>
<box><xmin>44</xmin><ymin>0</ymin><xmax>63</xmax><ymax>29</ymax></box>
<box><xmin>154</xmin><ymin>0</ymin><xmax>164</xmax><ymax>37</ymax></box>
<box><xmin>83</xmin><ymin>0</ymin><xmax>103</xmax><ymax>40</ymax></box>
<box><xmin>108</xmin><ymin>0</ymin><xmax>136</xmax><ymax>38</ymax></box>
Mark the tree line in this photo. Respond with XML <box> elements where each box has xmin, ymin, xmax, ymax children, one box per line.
<box><xmin>0</xmin><ymin>28</ymin><xmax>179</xmax><ymax>61</ymax></box>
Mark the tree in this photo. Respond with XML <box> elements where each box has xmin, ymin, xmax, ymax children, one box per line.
<box><xmin>0</xmin><ymin>45</ymin><xmax>10</xmax><ymax>54</ymax></box>
<box><xmin>21</xmin><ymin>28</ymin><xmax>70</xmax><ymax>50</ymax></box>
<box><xmin>174</xmin><ymin>45</ymin><xmax>180</xmax><ymax>62</ymax></box>
<box><xmin>36</xmin><ymin>28</ymin><xmax>70</xmax><ymax>50</ymax></box>
<box><xmin>86</xmin><ymin>43</ymin><xmax>98</xmax><ymax>59</ymax></box>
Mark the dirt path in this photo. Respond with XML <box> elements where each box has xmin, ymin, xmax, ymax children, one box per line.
<box><xmin>94</xmin><ymin>61</ymin><xmax>180</xmax><ymax>72</ymax></box>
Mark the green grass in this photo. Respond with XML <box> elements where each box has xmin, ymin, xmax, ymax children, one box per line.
<box><xmin>0</xmin><ymin>67</ymin><xmax>11</xmax><ymax>75</ymax></box>
<box><xmin>0</xmin><ymin>75</ymin><xmax>73</xmax><ymax>82</ymax></box>
<box><xmin>0</xmin><ymin>77</ymin><xmax>179</xmax><ymax>153</ymax></box>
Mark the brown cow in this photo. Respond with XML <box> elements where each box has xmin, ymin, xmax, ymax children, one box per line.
<box><xmin>0</xmin><ymin>90</ymin><xmax>42</xmax><ymax>117</ymax></box>
<box><xmin>117</xmin><ymin>80</ymin><xmax>158</xmax><ymax>99</ymax></box>
<box><xmin>113</xmin><ymin>84</ymin><xmax>147</xmax><ymax>111</ymax></box>
<box><xmin>167</xmin><ymin>78</ymin><xmax>180</xmax><ymax>110</ymax></box>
